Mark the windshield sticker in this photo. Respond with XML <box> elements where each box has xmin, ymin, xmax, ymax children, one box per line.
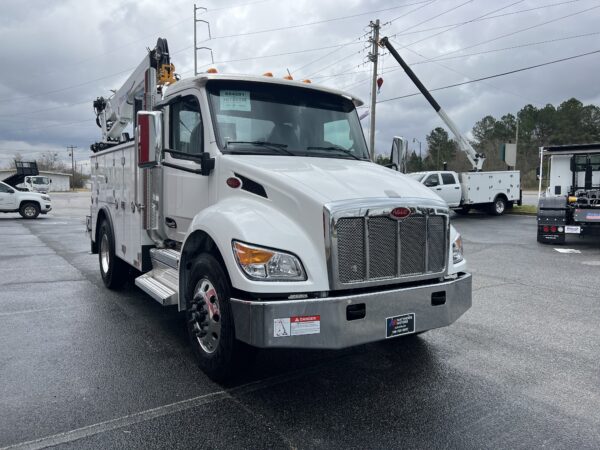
<box><xmin>220</xmin><ymin>90</ymin><xmax>251</xmax><ymax>111</ymax></box>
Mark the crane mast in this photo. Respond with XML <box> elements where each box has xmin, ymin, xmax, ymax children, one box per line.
<box><xmin>91</xmin><ymin>38</ymin><xmax>176</xmax><ymax>152</ymax></box>
<box><xmin>378</xmin><ymin>37</ymin><xmax>486</xmax><ymax>171</ymax></box>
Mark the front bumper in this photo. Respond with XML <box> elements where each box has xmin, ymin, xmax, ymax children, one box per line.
<box><xmin>231</xmin><ymin>272</ymin><xmax>472</xmax><ymax>349</ymax></box>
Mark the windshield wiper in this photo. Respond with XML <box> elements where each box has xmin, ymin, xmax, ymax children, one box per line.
<box><xmin>306</xmin><ymin>146</ymin><xmax>362</xmax><ymax>160</ymax></box>
<box><xmin>225</xmin><ymin>141</ymin><xmax>295</xmax><ymax>156</ymax></box>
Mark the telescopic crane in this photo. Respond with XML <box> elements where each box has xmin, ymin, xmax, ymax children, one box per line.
<box><xmin>379</xmin><ymin>37</ymin><xmax>486</xmax><ymax>171</ymax></box>
<box><xmin>91</xmin><ymin>38</ymin><xmax>176</xmax><ymax>152</ymax></box>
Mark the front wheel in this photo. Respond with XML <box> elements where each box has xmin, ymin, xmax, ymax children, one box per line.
<box><xmin>489</xmin><ymin>197</ymin><xmax>507</xmax><ymax>216</ymax></box>
<box><xmin>186</xmin><ymin>254</ymin><xmax>255</xmax><ymax>382</ymax></box>
<box><xmin>19</xmin><ymin>202</ymin><xmax>40</xmax><ymax>219</ymax></box>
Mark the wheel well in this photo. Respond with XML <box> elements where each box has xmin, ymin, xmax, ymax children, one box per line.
<box><xmin>92</xmin><ymin>209</ymin><xmax>109</xmax><ymax>254</ymax></box>
<box><xmin>19</xmin><ymin>200</ymin><xmax>40</xmax><ymax>210</ymax></box>
<box><xmin>494</xmin><ymin>194</ymin><xmax>508</xmax><ymax>203</ymax></box>
<box><xmin>179</xmin><ymin>230</ymin><xmax>228</xmax><ymax>311</ymax></box>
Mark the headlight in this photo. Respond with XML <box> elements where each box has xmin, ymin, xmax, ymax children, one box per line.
<box><xmin>41</xmin><ymin>195</ymin><xmax>51</xmax><ymax>201</ymax></box>
<box><xmin>452</xmin><ymin>234</ymin><xmax>464</xmax><ymax>264</ymax></box>
<box><xmin>232</xmin><ymin>241</ymin><xmax>306</xmax><ymax>281</ymax></box>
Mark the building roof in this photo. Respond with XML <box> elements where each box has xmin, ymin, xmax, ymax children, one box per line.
<box><xmin>542</xmin><ymin>143</ymin><xmax>600</xmax><ymax>154</ymax></box>
<box><xmin>0</xmin><ymin>169</ymin><xmax>71</xmax><ymax>177</ymax></box>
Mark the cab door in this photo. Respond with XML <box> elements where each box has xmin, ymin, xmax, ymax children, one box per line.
<box><xmin>0</xmin><ymin>182</ymin><xmax>17</xmax><ymax>210</ymax></box>
<box><xmin>162</xmin><ymin>92</ymin><xmax>210</xmax><ymax>243</ymax></box>
<box><xmin>438</xmin><ymin>172</ymin><xmax>462</xmax><ymax>207</ymax></box>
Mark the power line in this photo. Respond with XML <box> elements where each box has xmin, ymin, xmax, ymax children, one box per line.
<box><xmin>376</xmin><ymin>48</ymin><xmax>600</xmax><ymax>104</ymax></box>
<box><xmin>388</xmin><ymin>0</ymin><xmax>588</xmax><ymax>38</ymax></box>
<box><xmin>428</xmin><ymin>3</ymin><xmax>600</xmax><ymax>61</ymax></box>
<box><xmin>337</xmin><ymin>30</ymin><xmax>600</xmax><ymax>89</ymax></box>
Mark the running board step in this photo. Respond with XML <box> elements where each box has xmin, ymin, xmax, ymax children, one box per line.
<box><xmin>150</xmin><ymin>248</ymin><xmax>179</xmax><ymax>269</ymax></box>
<box><xmin>135</xmin><ymin>274</ymin><xmax>178</xmax><ymax>306</ymax></box>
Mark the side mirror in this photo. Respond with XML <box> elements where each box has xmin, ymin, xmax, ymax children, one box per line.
<box><xmin>200</xmin><ymin>152</ymin><xmax>215</xmax><ymax>176</ymax></box>
<box><xmin>389</xmin><ymin>136</ymin><xmax>408</xmax><ymax>173</ymax></box>
<box><xmin>136</xmin><ymin>111</ymin><xmax>163</xmax><ymax>168</ymax></box>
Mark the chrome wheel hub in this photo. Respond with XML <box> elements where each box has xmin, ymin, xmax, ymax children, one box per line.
<box><xmin>100</xmin><ymin>234</ymin><xmax>110</xmax><ymax>274</ymax></box>
<box><xmin>495</xmin><ymin>200</ymin><xmax>505</xmax><ymax>214</ymax></box>
<box><xmin>190</xmin><ymin>279</ymin><xmax>221</xmax><ymax>354</ymax></box>
<box><xmin>24</xmin><ymin>205</ymin><xmax>36</xmax><ymax>217</ymax></box>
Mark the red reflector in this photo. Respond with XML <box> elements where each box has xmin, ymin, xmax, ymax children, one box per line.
<box><xmin>543</xmin><ymin>226</ymin><xmax>549</xmax><ymax>232</ymax></box>
<box><xmin>550</xmin><ymin>225</ymin><xmax>557</xmax><ymax>232</ymax></box>
<box><xmin>390</xmin><ymin>207</ymin><xmax>411</xmax><ymax>219</ymax></box>
<box><xmin>226</xmin><ymin>177</ymin><xmax>241</xmax><ymax>189</ymax></box>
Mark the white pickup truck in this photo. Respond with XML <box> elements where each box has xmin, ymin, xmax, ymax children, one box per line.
<box><xmin>408</xmin><ymin>170</ymin><xmax>521</xmax><ymax>215</ymax></box>
<box><xmin>0</xmin><ymin>180</ymin><xmax>52</xmax><ymax>218</ymax></box>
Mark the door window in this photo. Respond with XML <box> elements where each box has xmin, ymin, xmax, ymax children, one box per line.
<box><xmin>170</xmin><ymin>96</ymin><xmax>203</xmax><ymax>155</ymax></box>
<box><xmin>441</xmin><ymin>173</ymin><xmax>457</xmax><ymax>184</ymax></box>
<box><xmin>424</xmin><ymin>174</ymin><xmax>440</xmax><ymax>187</ymax></box>
<box><xmin>0</xmin><ymin>183</ymin><xmax>14</xmax><ymax>193</ymax></box>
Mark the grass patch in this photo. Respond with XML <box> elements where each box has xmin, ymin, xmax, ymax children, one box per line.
<box><xmin>507</xmin><ymin>204</ymin><xmax>537</xmax><ymax>215</ymax></box>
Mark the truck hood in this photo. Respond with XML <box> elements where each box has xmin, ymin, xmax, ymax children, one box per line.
<box><xmin>223</xmin><ymin>155</ymin><xmax>441</xmax><ymax>203</ymax></box>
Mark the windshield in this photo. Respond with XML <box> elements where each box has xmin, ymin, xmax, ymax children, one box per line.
<box><xmin>206</xmin><ymin>80</ymin><xmax>369</xmax><ymax>160</ymax></box>
<box><xmin>407</xmin><ymin>172</ymin><xmax>426</xmax><ymax>182</ymax></box>
<box><xmin>32</xmin><ymin>177</ymin><xmax>49</xmax><ymax>185</ymax></box>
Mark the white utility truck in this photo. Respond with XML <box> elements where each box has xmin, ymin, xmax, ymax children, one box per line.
<box><xmin>21</xmin><ymin>175</ymin><xmax>51</xmax><ymax>194</ymax></box>
<box><xmin>88</xmin><ymin>38</ymin><xmax>472</xmax><ymax>380</ymax></box>
<box><xmin>380</xmin><ymin>38</ymin><xmax>521</xmax><ymax>216</ymax></box>
<box><xmin>537</xmin><ymin>143</ymin><xmax>600</xmax><ymax>244</ymax></box>
<box><xmin>407</xmin><ymin>170</ymin><xmax>521</xmax><ymax>215</ymax></box>
<box><xmin>0</xmin><ymin>161</ymin><xmax>52</xmax><ymax>218</ymax></box>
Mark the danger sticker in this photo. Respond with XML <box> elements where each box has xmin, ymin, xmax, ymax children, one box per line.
<box><xmin>274</xmin><ymin>315</ymin><xmax>320</xmax><ymax>337</ymax></box>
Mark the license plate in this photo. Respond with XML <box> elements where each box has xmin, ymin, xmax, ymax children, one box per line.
<box><xmin>386</xmin><ymin>313</ymin><xmax>415</xmax><ymax>338</ymax></box>
<box><xmin>565</xmin><ymin>226</ymin><xmax>581</xmax><ymax>234</ymax></box>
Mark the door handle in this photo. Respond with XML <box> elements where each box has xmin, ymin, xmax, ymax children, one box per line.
<box><xmin>165</xmin><ymin>217</ymin><xmax>177</xmax><ymax>228</ymax></box>
<box><xmin>435</xmin><ymin>187</ymin><xmax>442</xmax><ymax>190</ymax></box>
<box><xmin>454</xmin><ymin>186</ymin><xmax>460</xmax><ymax>189</ymax></box>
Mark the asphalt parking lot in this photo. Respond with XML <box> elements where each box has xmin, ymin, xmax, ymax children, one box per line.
<box><xmin>1</xmin><ymin>192</ymin><xmax>599</xmax><ymax>449</ymax></box>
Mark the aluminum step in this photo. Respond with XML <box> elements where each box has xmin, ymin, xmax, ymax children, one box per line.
<box><xmin>135</xmin><ymin>273</ymin><xmax>178</xmax><ymax>306</ymax></box>
<box><xmin>150</xmin><ymin>248</ymin><xmax>179</xmax><ymax>269</ymax></box>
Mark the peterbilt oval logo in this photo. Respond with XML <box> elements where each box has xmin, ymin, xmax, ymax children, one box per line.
<box><xmin>390</xmin><ymin>207</ymin><xmax>411</xmax><ymax>219</ymax></box>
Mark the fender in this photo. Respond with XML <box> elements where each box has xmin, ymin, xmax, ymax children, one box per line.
<box><xmin>91</xmin><ymin>206</ymin><xmax>115</xmax><ymax>254</ymax></box>
<box><xmin>180</xmin><ymin>197</ymin><xmax>329</xmax><ymax>306</ymax></box>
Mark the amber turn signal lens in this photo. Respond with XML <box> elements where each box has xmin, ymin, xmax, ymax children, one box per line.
<box><xmin>233</xmin><ymin>242</ymin><xmax>274</xmax><ymax>265</ymax></box>
<box><xmin>206</xmin><ymin>68</ymin><xmax>218</xmax><ymax>74</ymax></box>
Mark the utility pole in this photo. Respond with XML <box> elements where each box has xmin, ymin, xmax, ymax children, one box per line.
<box><xmin>368</xmin><ymin>19</ymin><xmax>380</xmax><ymax>162</ymax></box>
<box><xmin>67</xmin><ymin>145</ymin><xmax>77</xmax><ymax>190</ymax></box>
<box><xmin>194</xmin><ymin>4</ymin><xmax>213</xmax><ymax>76</ymax></box>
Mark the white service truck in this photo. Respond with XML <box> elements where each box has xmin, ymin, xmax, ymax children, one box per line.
<box><xmin>408</xmin><ymin>170</ymin><xmax>521</xmax><ymax>215</ymax></box>
<box><xmin>88</xmin><ymin>38</ymin><xmax>472</xmax><ymax>381</ymax></box>
<box><xmin>379</xmin><ymin>38</ymin><xmax>521</xmax><ymax>215</ymax></box>
<box><xmin>21</xmin><ymin>175</ymin><xmax>51</xmax><ymax>194</ymax></box>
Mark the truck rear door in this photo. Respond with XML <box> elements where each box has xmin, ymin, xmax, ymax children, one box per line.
<box><xmin>438</xmin><ymin>172</ymin><xmax>462</xmax><ymax>207</ymax></box>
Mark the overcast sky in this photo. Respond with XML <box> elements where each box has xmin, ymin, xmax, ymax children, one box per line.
<box><xmin>1</xmin><ymin>0</ymin><xmax>599</xmax><ymax>168</ymax></box>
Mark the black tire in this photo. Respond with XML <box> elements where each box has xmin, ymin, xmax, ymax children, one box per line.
<box><xmin>489</xmin><ymin>196</ymin><xmax>507</xmax><ymax>216</ymax></box>
<box><xmin>98</xmin><ymin>220</ymin><xmax>128</xmax><ymax>289</ymax></box>
<box><xmin>19</xmin><ymin>202</ymin><xmax>40</xmax><ymax>219</ymax></box>
<box><xmin>186</xmin><ymin>254</ymin><xmax>255</xmax><ymax>382</ymax></box>
<box><xmin>454</xmin><ymin>206</ymin><xmax>470</xmax><ymax>215</ymax></box>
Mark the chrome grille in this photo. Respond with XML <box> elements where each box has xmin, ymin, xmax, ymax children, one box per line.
<box><xmin>337</xmin><ymin>218</ymin><xmax>365</xmax><ymax>283</ymax></box>
<box><xmin>368</xmin><ymin>217</ymin><xmax>397</xmax><ymax>279</ymax></box>
<box><xmin>335</xmin><ymin>212</ymin><xmax>447</xmax><ymax>286</ymax></box>
<box><xmin>400</xmin><ymin>216</ymin><xmax>426</xmax><ymax>276</ymax></box>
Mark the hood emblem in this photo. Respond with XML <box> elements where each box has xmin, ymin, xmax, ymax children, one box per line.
<box><xmin>390</xmin><ymin>207</ymin><xmax>411</xmax><ymax>219</ymax></box>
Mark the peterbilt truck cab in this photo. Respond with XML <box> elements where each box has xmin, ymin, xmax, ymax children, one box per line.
<box><xmin>89</xmin><ymin>40</ymin><xmax>471</xmax><ymax>381</ymax></box>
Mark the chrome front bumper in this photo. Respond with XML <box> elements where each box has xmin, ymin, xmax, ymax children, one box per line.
<box><xmin>230</xmin><ymin>272</ymin><xmax>472</xmax><ymax>349</ymax></box>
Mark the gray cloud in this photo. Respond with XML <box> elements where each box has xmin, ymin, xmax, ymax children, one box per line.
<box><xmin>0</xmin><ymin>0</ymin><xmax>599</xmax><ymax>167</ymax></box>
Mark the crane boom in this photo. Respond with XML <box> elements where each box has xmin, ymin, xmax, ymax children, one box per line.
<box><xmin>378</xmin><ymin>37</ymin><xmax>485</xmax><ymax>171</ymax></box>
<box><xmin>91</xmin><ymin>38</ymin><xmax>176</xmax><ymax>152</ymax></box>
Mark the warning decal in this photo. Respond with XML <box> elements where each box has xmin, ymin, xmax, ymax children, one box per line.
<box><xmin>274</xmin><ymin>315</ymin><xmax>320</xmax><ymax>337</ymax></box>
